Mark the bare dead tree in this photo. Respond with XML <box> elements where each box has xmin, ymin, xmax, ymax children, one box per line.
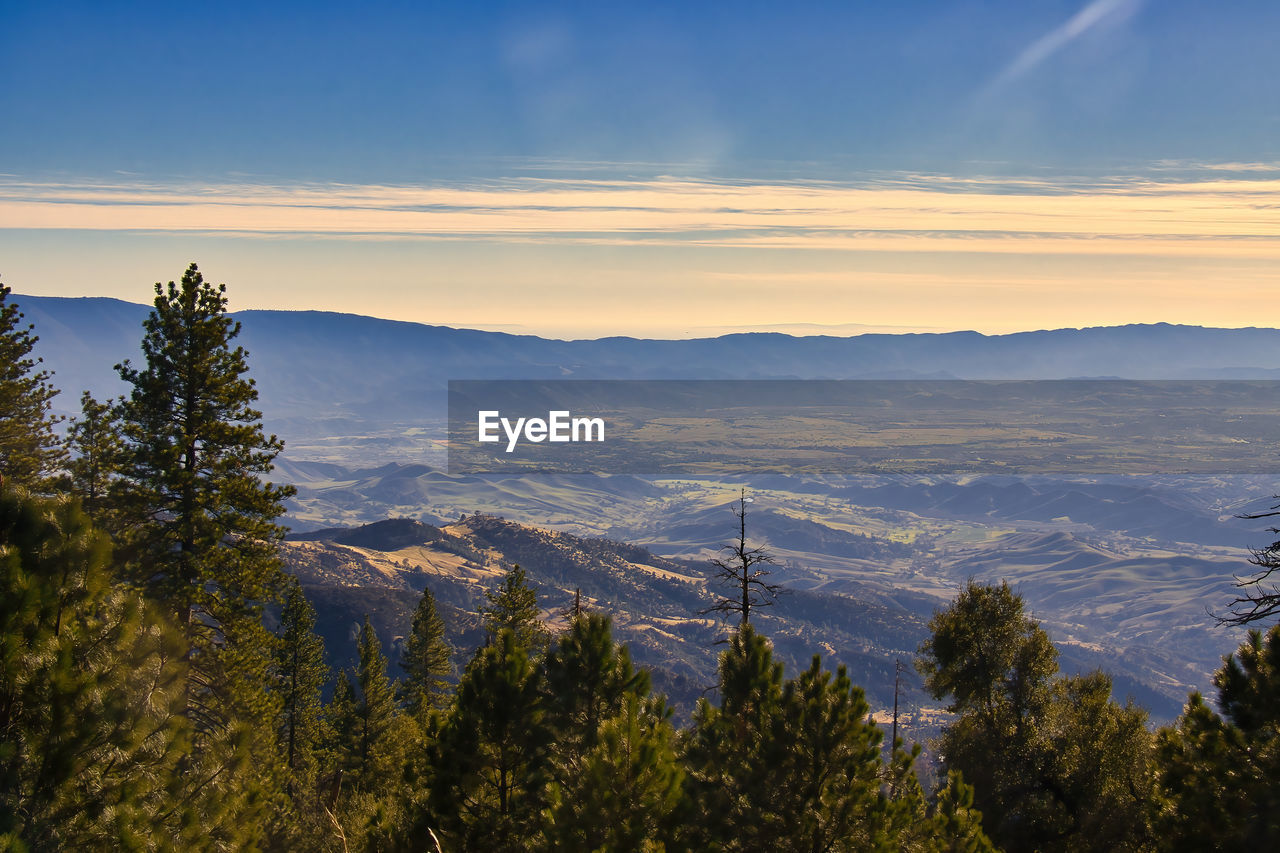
<box><xmin>1218</xmin><ymin>499</ymin><xmax>1280</xmax><ymax>626</ymax></box>
<box><xmin>699</xmin><ymin>488</ymin><xmax>783</xmax><ymax>627</ymax></box>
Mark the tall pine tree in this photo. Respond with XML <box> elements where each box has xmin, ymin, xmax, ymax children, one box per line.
<box><xmin>274</xmin><ymin>578</ymin><xmax>328</xmax><ymax>803</ymax></box>
<box><xmin>325</xmin><ymin>618</ymin><xmax>409</xmax><ymax>851</ymax></box>
<box><xmin>427</xmin><ymin>629</ymin><xmax>550</xmax><ymax>851</ymax></box>
<box><xmin>770</xmin><ymin>656</ymin><xmax>887</xmax><ymax>851</ymax></box>
<box><xmin>113</xmin><ymin>263</ymin><xmax>296</xmax><ymax>847</ymax></box>
<box><xmin>544</xmin><ymin>692</ymin><xmax>683</xmax><ymax>851</ymax></box>
<box><xmin>399</xmin><ymin>585</ymin><xmax>452</xmax><ymax>720</ymax></box>
<box><xmin>542</xmin><ymin>611</ymin><xmax>649</xmax><ymax>782</ymax></box>
<box><xmin>0</xmin><ymin>281</ymin><xmax>65</xmax><ymax>489</ymax></box>
<box><xmin>347</xmin><ymin>617</ymin><xmax>402</xmax><ymax>795</ymax></box>
<box><xmin>681</xmin><ymin>623</ymin><xmax>787</xmax><ymax>849</ymax></box>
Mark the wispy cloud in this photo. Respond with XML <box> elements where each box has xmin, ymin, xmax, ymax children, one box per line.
<box><xmin>2</xmin><ymin>170</ymin><xmax>1279</xmax><ymax>258</ymax></box>
<box><xmin>1153</xmin><ymin>159</ymin><xmax>1280</xmax><ymax>174</ymax></box>
<box><xmin>987</xmin><ymin>0</ymin><xmax>1143</xmax><ymax>91</ymax></box>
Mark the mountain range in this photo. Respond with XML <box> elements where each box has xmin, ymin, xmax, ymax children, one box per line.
<box><xmin>20</xmin><ymin>294</ymin><xmax>1280</xmax><ymax>438</ymax></box>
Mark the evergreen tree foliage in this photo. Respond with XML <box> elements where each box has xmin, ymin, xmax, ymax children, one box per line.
<box><xmin>65</xmin><ymin>391</ymin><xmax>125</xmax><ymax>522</ymax></box>
<box><xmin>427</xmin><ymin>629</ymin><xmax>550</xmax><ymax>851</ymax></box>
<box><xmin>682</xmin><ymin>625</ymin><xmax>980</xmax><ymax>851</ymax></box>
<box><xmin>274</xmin><ymin>578</ymin><xmax>329</xmax><ymax>803</ymax></box>
<box><xmin>920</xmin><ymin>771</ymin><xmax>998</xmax><ymax>853</ymax></box>
<box><xmin>326</xmin><ymin>618</ymin><xmax>409</xmax><ymax>852</ymax></box>
<box><xmin>113</xmin><ymin>263</ymin><xmax>297</xmax><ymax>846</ymax></box>
<box><xmin>872</xmin><ymin>743</ymin><xmax>998</xmax><ymax>853</ymax></box>
<box><xmin>399</xmin><ymin>585</ymin><xmax>452</xmax><ymax>720</ymax></box>
<box><xmin>480</xmin><ymin>564</ymin><xmax>549</xmax><ymax>649</ymax></box>
<box><xmin>1157</xmin><ymin>624</ymin><xmax>1280</xmax><ymax>850</ymax></box>
<box><xmin>681</xmin><ymin>623</ymin><xmax>787</xmax><ymax>850</ymax></box>
<box><xmin>0</xmin><ymin>281</ymin><xmax>65</xmax><ymax>489</ymax></box>
<box><xmin>770</xmin><ymin>655</ymin><xmax>887</xmax><ymax>851</ymax></box>
<box><xmin>114</xmin><ymin>262</ymin><xmax>294</xmax><ymax>614</ymax></box>
<box><xmin>919</xmin><ymin>580</ymin><xmax>1153</xmax><ymax>852</ymax></box>
<box><xmin>542</xmin><ymin>611</ymin><xmax>649</xmax><ymax>769</ymax></box>
<box><xmin>0</xmin><ymin>487</ymin><xmax>188</xmax><ymax>849</ymax></box>
<box><xmin>331</xmin><ymin>618</ymin><xmax>403</xmax><ymax>798</ymax></box>
<box><xmin>1036</xmin><ymin>672</ymin><xmax>1154</xmax><ymax>851</ymax></box>
<box><xmin>917</xmin><ymin>580</ymin><xmax>1057</xmax><ymax>726</ymax></box>
<box><xmin>325</xmin><ymin>673</ymin><xmax>358</xmax><ymax>783</ymax></box>
<box><xmin>544</xmin><ymin>692</ymin><xmax>683</xmax><ymax>852</ymax></box>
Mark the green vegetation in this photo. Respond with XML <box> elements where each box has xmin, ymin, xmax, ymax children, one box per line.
<box><xmin>2</xmin><ymin>268</ymin><xmax>1279</xmax><ymax>850</ymax></box>
<box><xmin>1156</xmin><ymin>623</ymin><xmax>1280</xmax><ymax>849</ymax></box>
<box><xmin>399</xmin><ymin>585</ymin><xmax>453</xmax><ymax>719</ymax></box>
<box><xmin>480</xmin><ymin>563</ymin><xmax>551</xmax><ymax>649</ymax></box>
<box><xmin>0</xmin><ymin>489</ymin><xmax>187</xmax><ymax>849</ymax></box>
<box><xmin>0</xmin><ymin>281</ymin><xmax>64</xmax><ymax>489</ymax></box>
<box><xmin>919</xmin><ymin>580</ymin><xmax>1153</xmax><ymax>852</ymax></box>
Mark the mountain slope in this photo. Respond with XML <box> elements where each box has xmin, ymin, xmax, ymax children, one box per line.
<box><xmin>281</xmin><ymin>513</ymin><xmax>930</xmax><ymax>718</ymax></box>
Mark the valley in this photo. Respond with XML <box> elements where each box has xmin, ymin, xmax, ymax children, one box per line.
<box><xmin>280</xmin><ymin>461</ymin><xmax>1272</xmax><ymax>726</ymax></box>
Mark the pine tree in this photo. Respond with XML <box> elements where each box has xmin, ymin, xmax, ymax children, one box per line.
<box><xmin>353</xmin><ymin>617</ymin><xmax>402</xmax><ymax>793</ymax></box>
<box><xmin>542</xmin><ymin>611</ymin><xmax>649</xmax><ymax>768</ymax></box>
<box><xmin>325</xmin><ymin>672</ymin><xmax>358</xmax><ymax>787</ymax></box>
<box><xmin>0</xmin><ymin>281</ymin><xmax>65</xmax><ymax>489</ymax></box>
<box><xmin>1157</xmin><ymin>624</ymin><xmax>1280</xmax><ymax>850</ymax></box>
<box><xmin>275</xmin><ymin>578</ymin><xmax>329</xmax><ymax>803</ymax></box>
<box><xmin>399</xmin><ymin>585</ymin><xmax>452</xmax><ymax>720</ymax></box>
<box><xmin>0</xmin><ymin>486</ymin><xmax>188</xmax><ymax>849</ymax></box>
<box><xmin>427</xmin><ymin>629</ymin><xmax>550</xmax><ymax>851</ymax></box>
<box><xmin>681</xmin><ymin>623</ymin><xmax>787</xmax><ymax>849</ymax></box>
<box><xmin>113</xmin><ymin>263</ymin><xmax>296</xmax><ymax>846</ymax></box>
<box><xmin>115</xmin><ymin>262</ymin><xmax>295</xmax><ymax>609</ymax></box>
<box><xmin>65</xmin><ymin>391</ymin><xmax>124</xmax><ymax>522</ymax></box>
<box><xmin>544</xmin><ymin>693</ymin><xmax>683</xmax><ymax>851</ymax></box>
<box><xmin>323</xmin><ymin>618</ymin><xmax>409</xmax><ymax>851</ymax></box>
<box><xmin>480</xmin><ymin>564</ymin><xmax>549</xmax><ymax>649</ymax></box>
<box><xmin>684</xmin><ymin>627</ymin><xmax>924</xmax><ymax>852</ymax></box>
<box><xmin>910</xmin><ymin>771</ymin><xmax>997</xmax><ymax>853</ymax></box>
<box><xmin>771</xmin><ymin>656</ymin><xmax>887</xmax><ymax>852</ymax></box>
<box><xmin>330</xmin><ymin>618</ymin><xmax>402</xmax><ymax>797</ymax></box>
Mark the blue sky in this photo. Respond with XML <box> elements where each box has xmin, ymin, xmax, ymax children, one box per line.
<box><xmin>3</xmin><ymin>1</ymin><xmax>1279</xmax><ymax>337</ymax></box>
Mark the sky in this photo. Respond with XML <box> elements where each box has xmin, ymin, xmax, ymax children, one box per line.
<box><xmin>2</xmin><ymin>0</ymin><xmax>1279</xmax><ymax>339</ymax></box>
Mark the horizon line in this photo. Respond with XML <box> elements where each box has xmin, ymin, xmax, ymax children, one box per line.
<box><xmin>13</xmin><ymin>290</ymin><xmax>1279</xmax><ymax>343</ymax></box>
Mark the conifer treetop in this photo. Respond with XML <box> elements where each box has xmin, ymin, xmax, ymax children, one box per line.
<box><xmin>0</xmin><ymin>279</ymin><xmax>65</xmax><ymax>488</ymax></box>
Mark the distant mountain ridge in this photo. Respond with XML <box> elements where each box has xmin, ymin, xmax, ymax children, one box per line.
<box><xmin>19</xmin><ymin>294</ymin><xmax>1280</xmax><ymax>432</ymax></box>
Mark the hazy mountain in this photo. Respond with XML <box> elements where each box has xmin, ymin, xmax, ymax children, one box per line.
<box><xmin>20</xmin><ymin>295</ymin><xmax>1280</xmax><ymax>435</ymax></box>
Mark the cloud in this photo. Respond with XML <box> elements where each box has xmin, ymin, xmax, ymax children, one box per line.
<box><xmin>987</xmin><ymin>0</ymin><xmax>1143</xmax><ymax>91</ymax></box>
<box><xmin>1152</xmin><ymin>160</ymin><xmax>1280</xmax><ymax>174</ymax></box>
<box><xmin>1</xmin><ymin>171</ymin><xmax>1279</xmax><ymax>259</ymax></box>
